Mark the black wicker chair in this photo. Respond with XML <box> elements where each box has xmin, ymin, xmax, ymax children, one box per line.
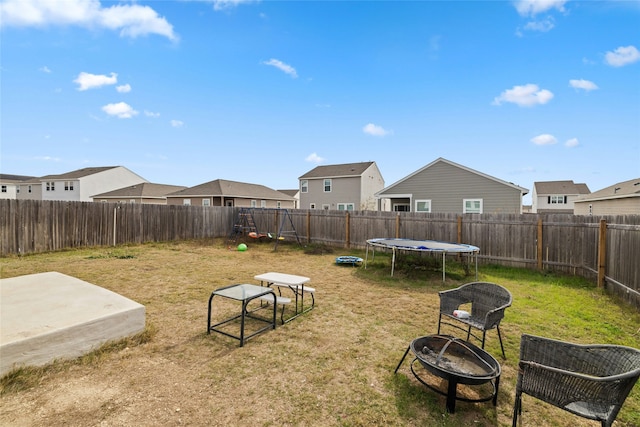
<box><xmin>437</xmin><ymin>281</ymin><xmax>512</xmax><ymax>358</ymax></box>
<box><xmin>512</xmin><ymin>334</ymin><xmax>640</xmax><ymax>427</ymax></box>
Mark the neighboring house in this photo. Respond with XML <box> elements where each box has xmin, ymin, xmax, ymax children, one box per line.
<box><xmin>16</xmin><ymin>166</ymin><xmax>148</xmax><ymax>202</ymax></box>
<box><xmin>92</xmin><ymin>183</ymin><xmax>187</xmax><ymax>205</ymax></box>
<box><xmin>531</xmin><ymin>180</ymin><xmax>590</xmax><ymax>214</ymax></box>
<box><xmin>0</xmin><ymin>174</ymin><xmax>37</xmax><ymax>199</ymax></box>
<box><xmin>375</xmin><ymin>157</ymin><xmax>528</xmax><ymax>214</ymax></box>
<box><xmin>165</xmin><ymin>179</ymin><xmax>295</xmax><ymax>208</ymax></box>
<box><xmin>298</xmin><ymin>161</ymin><xmax>385</xmax><ymax>211</ymax></box>
<box><xmin>277</xmin><ymin>189</ymin><xmax>300</xmax><ymax>209</ymax></box>
<box><xmin>573</xmin><ymin>178</ymin><xmax>640</xmax><ymax>216</ymax></box>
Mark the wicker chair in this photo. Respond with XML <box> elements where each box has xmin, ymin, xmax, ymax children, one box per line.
<box><xmin>437</xmin><ymin>281</ymin><xmax>512</xmax><ymax>358</ymax></box>
<box><xmin>512</xmin><ymin>334</ymin><xmax>640</xmax><ymax>427</ymax></box>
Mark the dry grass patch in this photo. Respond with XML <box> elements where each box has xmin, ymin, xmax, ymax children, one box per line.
<box><xmin>1</xmin><ymin>239</ymin><xmax>639</xmax><ymax>427</ymax></box>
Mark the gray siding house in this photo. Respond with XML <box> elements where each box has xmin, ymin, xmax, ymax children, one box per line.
<box><xmin>165</xmin><ymin>179</ymin><xmax>295</xmax><ymax>208</ymax></box>
<box><xmin>573</xmin><ymin>178</ymin><xmax>640</xmax><ymax>215</ymax></box>
<box><xmin>298</xmin><ymin>161</ymin><xmax>385</xmax><ymax>211</ymax></box>
<box><xmin>92</xmin><ymin>183</ymin><xmax>188</xmax><ymax>205</ymax></box>
<box><xmin>531</xmin><ymin>180</ymin><xmax>590</xmax><ymax>214</ymax></box>
<box><xmin>375</xmin><ymin>157</ymin><xmax>528</xmax><ymax>214</ymax></box>
<box><xmin>0</xmin><ymin>174</ymin><xmax>37</xmax><ymax>199</ymax></box>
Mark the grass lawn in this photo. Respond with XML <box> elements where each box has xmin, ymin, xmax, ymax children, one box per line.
<box><xmin>1</xmin><ymin>239</ymin><xmax>639</xmax><ymax>427</ymax></box>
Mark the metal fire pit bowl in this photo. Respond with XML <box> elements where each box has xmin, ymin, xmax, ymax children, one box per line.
<box><xmin>395</xmin><ymin>334</ymin><xmax>501</xmax><ymax>413</ymax></box>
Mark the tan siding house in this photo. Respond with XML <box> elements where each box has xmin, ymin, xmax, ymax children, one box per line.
<box><xmin>165</xmin><ymin>179</ymin><xmax>295</xmax><ymax>208</ymax></box>
<box><xmin>298</xmin><ymin>161</ymin><xmax>385</xmax><ymax>211</ymax></box>
<box><xmin>92</xmin><ymin>183</ymin><xmax>187</xmax><ymax>204</ymax></box>
<box><xmin>574</xmin><ymin>178</ymin><xmax>640</xmax><ymax>215</ymax></box>
<box><xmin>532</xmin><ymin>180</ymin><xmax>590</xmax><ymax>214</ymax></box>
<box><xmin>376</xmin><ymin>157</ymin><xmax>528</xmax><ymax>214</ymax></box>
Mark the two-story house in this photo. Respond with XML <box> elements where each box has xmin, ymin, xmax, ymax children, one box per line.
<box><xmin>298</xmin><ymin>161</ymin><xmax>384</xmax><ymax>211</ymax></box>
<box><xmin>531</xmin><ymin>180</ymin><xmax>591</xmax><ymax>214</ymax></box>
<box><xmin>0</xmin><ymin>174</ymin><xmax>37</xmax><ymax>199</ymax></box>
<box><xmin>16</xmin><ymin>166</ymin><xmax>148</xmax><ymax>202</ymax></box>
<box><xmin>375</xmin><ymin>157</ymin><xmax>528</xmax><ymax>214</ymax></box>
<box><xmin>573</xmin><ymin>178</ymin><xmax>640</xmax><ymax>215</ymax></box>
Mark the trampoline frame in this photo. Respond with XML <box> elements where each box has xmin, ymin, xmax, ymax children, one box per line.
<box><xmin>365</xmin><ymin>238</ymin><xmax>480</xmax><ymax>282</ymax></box>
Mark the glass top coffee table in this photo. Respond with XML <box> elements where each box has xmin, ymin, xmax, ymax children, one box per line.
<box><xmin>207</xmin><ymin>284</ymin><xmax>277</xmax><ymax>347</ymax></box>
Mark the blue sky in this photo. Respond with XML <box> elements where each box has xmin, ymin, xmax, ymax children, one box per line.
<box><xmin>1</xmin><ymin>0</ymin><xmax>639</xmax><ymax>204</ymax></box>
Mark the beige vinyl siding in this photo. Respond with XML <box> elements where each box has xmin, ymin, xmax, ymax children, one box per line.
<box><xmin>387</xmin><ymin>161</ymin><xmax>521</xmax><ymax>214</ymax></box>
<box><xmin>574</xmin><ymin>198</ymin><xmax>640</xmax><ymax>215</ymax></box>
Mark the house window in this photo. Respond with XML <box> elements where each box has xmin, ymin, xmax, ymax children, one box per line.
<box><xmin>323</xmin><ymin>179</ymin><xmax>332</xmax><ymax>192</ymax></box>
<box><xmin>310</xmin><ymin>203</ymin><xmax>316</xmax><ymax>209</ymax></box>
<box><xmin>337</xmin><ymin>203</ymin><xmax>354</xmax><ymax>211</ymax></box>
<box><xmin>130</xmin><ymin>200</ymin><xmax>136</xmax><ymax>204</ymax></box>
<box><xmin>1</xmin><ymin>185</ymin><xmax>6</xmax><ymax>193</ymax></box>
<box><xmin>322</xmin><ymin>204</ymin><xmax>330</xmax><ymax>210</ymax></box>
<box><xmin>276</xmin><ymin>201</ymin><xmax>281</xmax><ymax>209</ymax></box>
<box><xmin>301</xmin><ymin>180</ymin><xmax>308</xmax><ymax>193</ymax></box>
<box><xmin>183</xmin><ymin>199</ymin><xmax>191</xmax><ymax>206</ymax></box>
<box><xmin>463</xmin><ymin>199</ymin><xmax>483</xmax><ymax>214</ymax></box>
<box><xmin>46</xmin><ymin>182</ymin><xmax>55</xmax><ymax>191</ymax></box>
<box><xmin>225</xmin><ymin>200</ymin><xmax>234</xmax><ymax>207</ymax></box>
<box><xmin>415</xmin><ymin>200</ymin><xmax>431</xmax><ymax>213</ymax></box>
<box><xmin>548</xmin><ymin>195</ymin><xmax>567</xmax><ymax>204</ymax></box>
<box><xmin>202</xmin><ymin>199</ymin><xmax>211</xmax><ymax>207</ymax></box>
<box><xmin>251</xmin><ymin>200</ymin><xmax>257</xmax><ymax>208</ymax></box>
<box><xmin>260</xmin><ymin>200</ymin><xmax>266</xmax><ymax>208</ymax></box>
<box><xmin>64</xmin><ymin>181</ymin><xmax>74</xmax><ymax>191</ymax></box>
<box><xmin>393</xmin><ymin>204</ymin><xmax>410</xmax><ymax>212</ymax></box>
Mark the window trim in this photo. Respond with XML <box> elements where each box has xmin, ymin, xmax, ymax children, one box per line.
<box><xmin>183</xmin><ymin>199</ymin><xmax>191</xmax><ymax>206</ymax></box>
<box><xmin>309</xmin><ymin>203</ymin><xmax>316</xmax><ymax>209</ymax></box>
<box><xmin>415</xmin><ymin>199</ymin><xmax>432</xmax><ymax>213</ymax></box>
<box><xmin>323</xmin><ymin>178</ymin><xmax>332</xmax><ymax>193</ymax></box>
<box><xmin>300</xmin><ymin>180</ymin><xmax>308</xmax><ymax>193</ymax></box>
<box><xmin>463</xmin><ymin>198</ymin><xmax>483</xmax><ymax>214</ymax></box>
<box><xmin>337</xmin><ymin>203</ymin><xmax>354</xmax><ymax>211</ymax></box>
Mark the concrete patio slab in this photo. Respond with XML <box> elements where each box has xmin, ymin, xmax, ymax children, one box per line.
<box><xmin>1</xmin><ymin>271</ymin><xmax>145</xmax><ymax>377</ymax></box>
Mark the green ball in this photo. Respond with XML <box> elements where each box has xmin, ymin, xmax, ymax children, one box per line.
<box><xmin>237</xmin><ymin>243</ymin><xmax>248</xmax><ymax>251</ymax></box>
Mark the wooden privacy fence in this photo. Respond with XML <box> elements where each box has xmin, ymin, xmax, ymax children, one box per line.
<box><xmin>1</xmin><ymin>200</ymin><xmax>638</xmax><ymax>309</ymax></box>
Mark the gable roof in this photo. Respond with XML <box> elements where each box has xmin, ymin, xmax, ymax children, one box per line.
<box><xmin>534</xmin><ymin>180</ymin><xmax>590</xmax><ymax>195</ymax></box>
<box><xmin>299</xmin><ymin>161</ymin><xmax>375</xmax><ymax>179</ymax></box>
<box><xmin>377</xmin><ymin>157</ymin><xmax>529</xmax><ymax>195</ymax></box>
<box><xmin>40</xmin><ymin>166</ymin><xmax>119</xmax><ymax>180</ymax></box>
<box><xmin>574</xmin><ymin>178</ymin><xmax>640</xmax><ymax>203</ymax></box>
<box><xmin>92</xmin><ymin>183</ymin><xmax>188</xmax><ymax>199</ymax></box>
<box><xmin>166</xmin><ymin>179</ymin><xmax>294</xmax><ymax>200</ymax></box>
<box><xmin>277</xmin><ymin>189</ymin><xmax>299</xmax><ymax>197</ymax></box>
<box><xmin>0</xmin><ymin>174</ymin><xmax>38</xmax><ymax>183</ymax></box>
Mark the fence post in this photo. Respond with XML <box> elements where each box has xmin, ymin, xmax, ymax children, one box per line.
<box><xmin>345</xmin><ymin>212</ymin><xmax>350</xmax><ymax>249</ymax></box>
<box><xmin>598</xmin><ymin>219</ymin><xmax>607</xmax><ymax>288</ymax></box>
<box><xmin>306</xmin><ymin>211</ymin><xmax>311</xmax><ymax>244</ymax></box>
<box><xmin>537</xmin><ymin>218</ymin><xmax>543</xmax><ymax>270</ymax></box>
<box><xmin>395</xmin><ymin>213</ymin><xmax>400</xmax><ymax>238</ymax></box>
<box><xmin>457</xmin><ymin>216</ymin><xmax>462</xmax><ymax>243</ymax></box>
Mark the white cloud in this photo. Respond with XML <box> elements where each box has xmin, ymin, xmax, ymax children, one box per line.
<box><xmin>604</xmin><ymin>45</ymin><xmax>640</xmax><ymax>67</ymax></box>
<box><xmin>492</xmin><ymin>84</ymin><xmax>554</xmax><ymax>107</ymax></box>
<box><xmin>0</xmin><ymin>0</ymin><xmax>177</xmax><ymax>41</ymax></box>
<box><xmin>102</xmin><ymin>102</ymin><xmax>138</xmax><ymax>118</ymax></box>
<box><xmin>263</xmin><ymin>58</ymin><xmax>298</xmax><ymax>78</ymax></box>
<box><xmin>74</xmin><ymin>71</ymin><xmax>117</xmax><ymax>91</ymax></box>
<box><xmin>569</xmin><ymin>79</ymin><xmax>598</xmax><ymax>91</ymax></box>
<box><xmin>34</xmin><ymin>155</ymin><xmax>61</xmax><ymax>162</ymax></box>
<box><xmin>514</xmin><ymin>0</ymin><xmax>567</xmax><ymax>17</ymax></box>
<box><xmin>116</xmin><ymin>83</ymin><xmax>131</xmax><ymax>93</ymax></box>
<box><xmin>565</xmin><ymin>138</ymin><xmax>579</xmax><ymax>147</ymax></box>
<box><xmin>170</xmin><ymin>119</ymin><xmax>184</xmax><ymax>127</ymax></box>
<box><xmin>362</xmin><ymin>123</ymin><xmax>391</xmax><ymax>137</ymax></box>
<box><xmin>523</xmin><ymin>16</ymin><xmax>555</xmax><ymax>32</ymax></box>
<box><xmin>305</xmin><ymin>152</ymin><xmax>325</xmax><ymax>164</ymax></box>
<box><xmin>531</xmin><ymin>134</ymin><xmax>557</xmax><ymax>146</ymax></box>
<box><xmin>40</xmin><ymin>65</ymin><xmax>51</xmax><ymax>73</ymax></box>
<box><xmin>211</xmin><ymin>0</ymin><xmax>259</xmax><ymax>11</ymax></box>
<box><xmin>144</xmin><ymin>110</ymin><xmax>160</xmax><ymax>118</ymax></box>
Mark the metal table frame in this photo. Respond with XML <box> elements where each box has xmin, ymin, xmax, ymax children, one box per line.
<box><xmin>207</xmin><ymin>284</ymin><xmax>277</xmax><ymax>347</ymax></box>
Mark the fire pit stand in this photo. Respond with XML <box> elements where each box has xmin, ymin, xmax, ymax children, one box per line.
<box><xmin>395</xmin><ymin>334</ymin><xmax>501</xmax><ymax>413</ymax></box>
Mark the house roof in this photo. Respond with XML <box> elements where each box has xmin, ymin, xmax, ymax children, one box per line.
<box><xmin>299</xmin><ymin>161</ymin><xmax>375</xmax><ymax>179</ymax></box>
<box><xmin>277</xmin><ymin>189</ymin><xmax>299</xmax><ymax>197</ymax></box>
<box><xmin>40</xmin><ymin>166</ymin><xmax>119</xmax><ymax>180</ymax></box>
<box><xmin>92</xmin><ymin>183</ymin><xmax>188</xmax><ymax>199</ymax></box>
<box><xmin>377</xmin><ymin>157</ymin><xmax>529</xmax><ymax>196</ymax></box>
<box><xmin>534</xmin><ymin>180</ymin><xmax>590</xmax><ymax>195</ymax></box>
<box><xmin>574</xmin><ymin>178</ymin><xmax>640</xmax><ymax>203</ymax></box>
<box><xmin>0</xmin><ymin>174</ymin><xmax>38</xmax><ymax>183</ymax></box>
<box><xmin>166</xmin><ymin>179</ymin><xmax>294</xmax><ymax>200</ymax></box>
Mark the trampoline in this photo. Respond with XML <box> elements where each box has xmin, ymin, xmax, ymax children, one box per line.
<box><xmin>365</xmin><ymin>238</ymin><xmax>480</xmax><ymax>282</ymax></box>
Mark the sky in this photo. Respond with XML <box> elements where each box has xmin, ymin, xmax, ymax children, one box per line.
<box><xmin>1</xmin><ymin>0</ymin><xmax>639</xmax><ymax>205</ymax></box>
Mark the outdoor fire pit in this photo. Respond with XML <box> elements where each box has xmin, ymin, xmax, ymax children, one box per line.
<box><xmin>395</xmin><ymin>334</ymin><xmax>501</xmax><ymax>413</ymax></box>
